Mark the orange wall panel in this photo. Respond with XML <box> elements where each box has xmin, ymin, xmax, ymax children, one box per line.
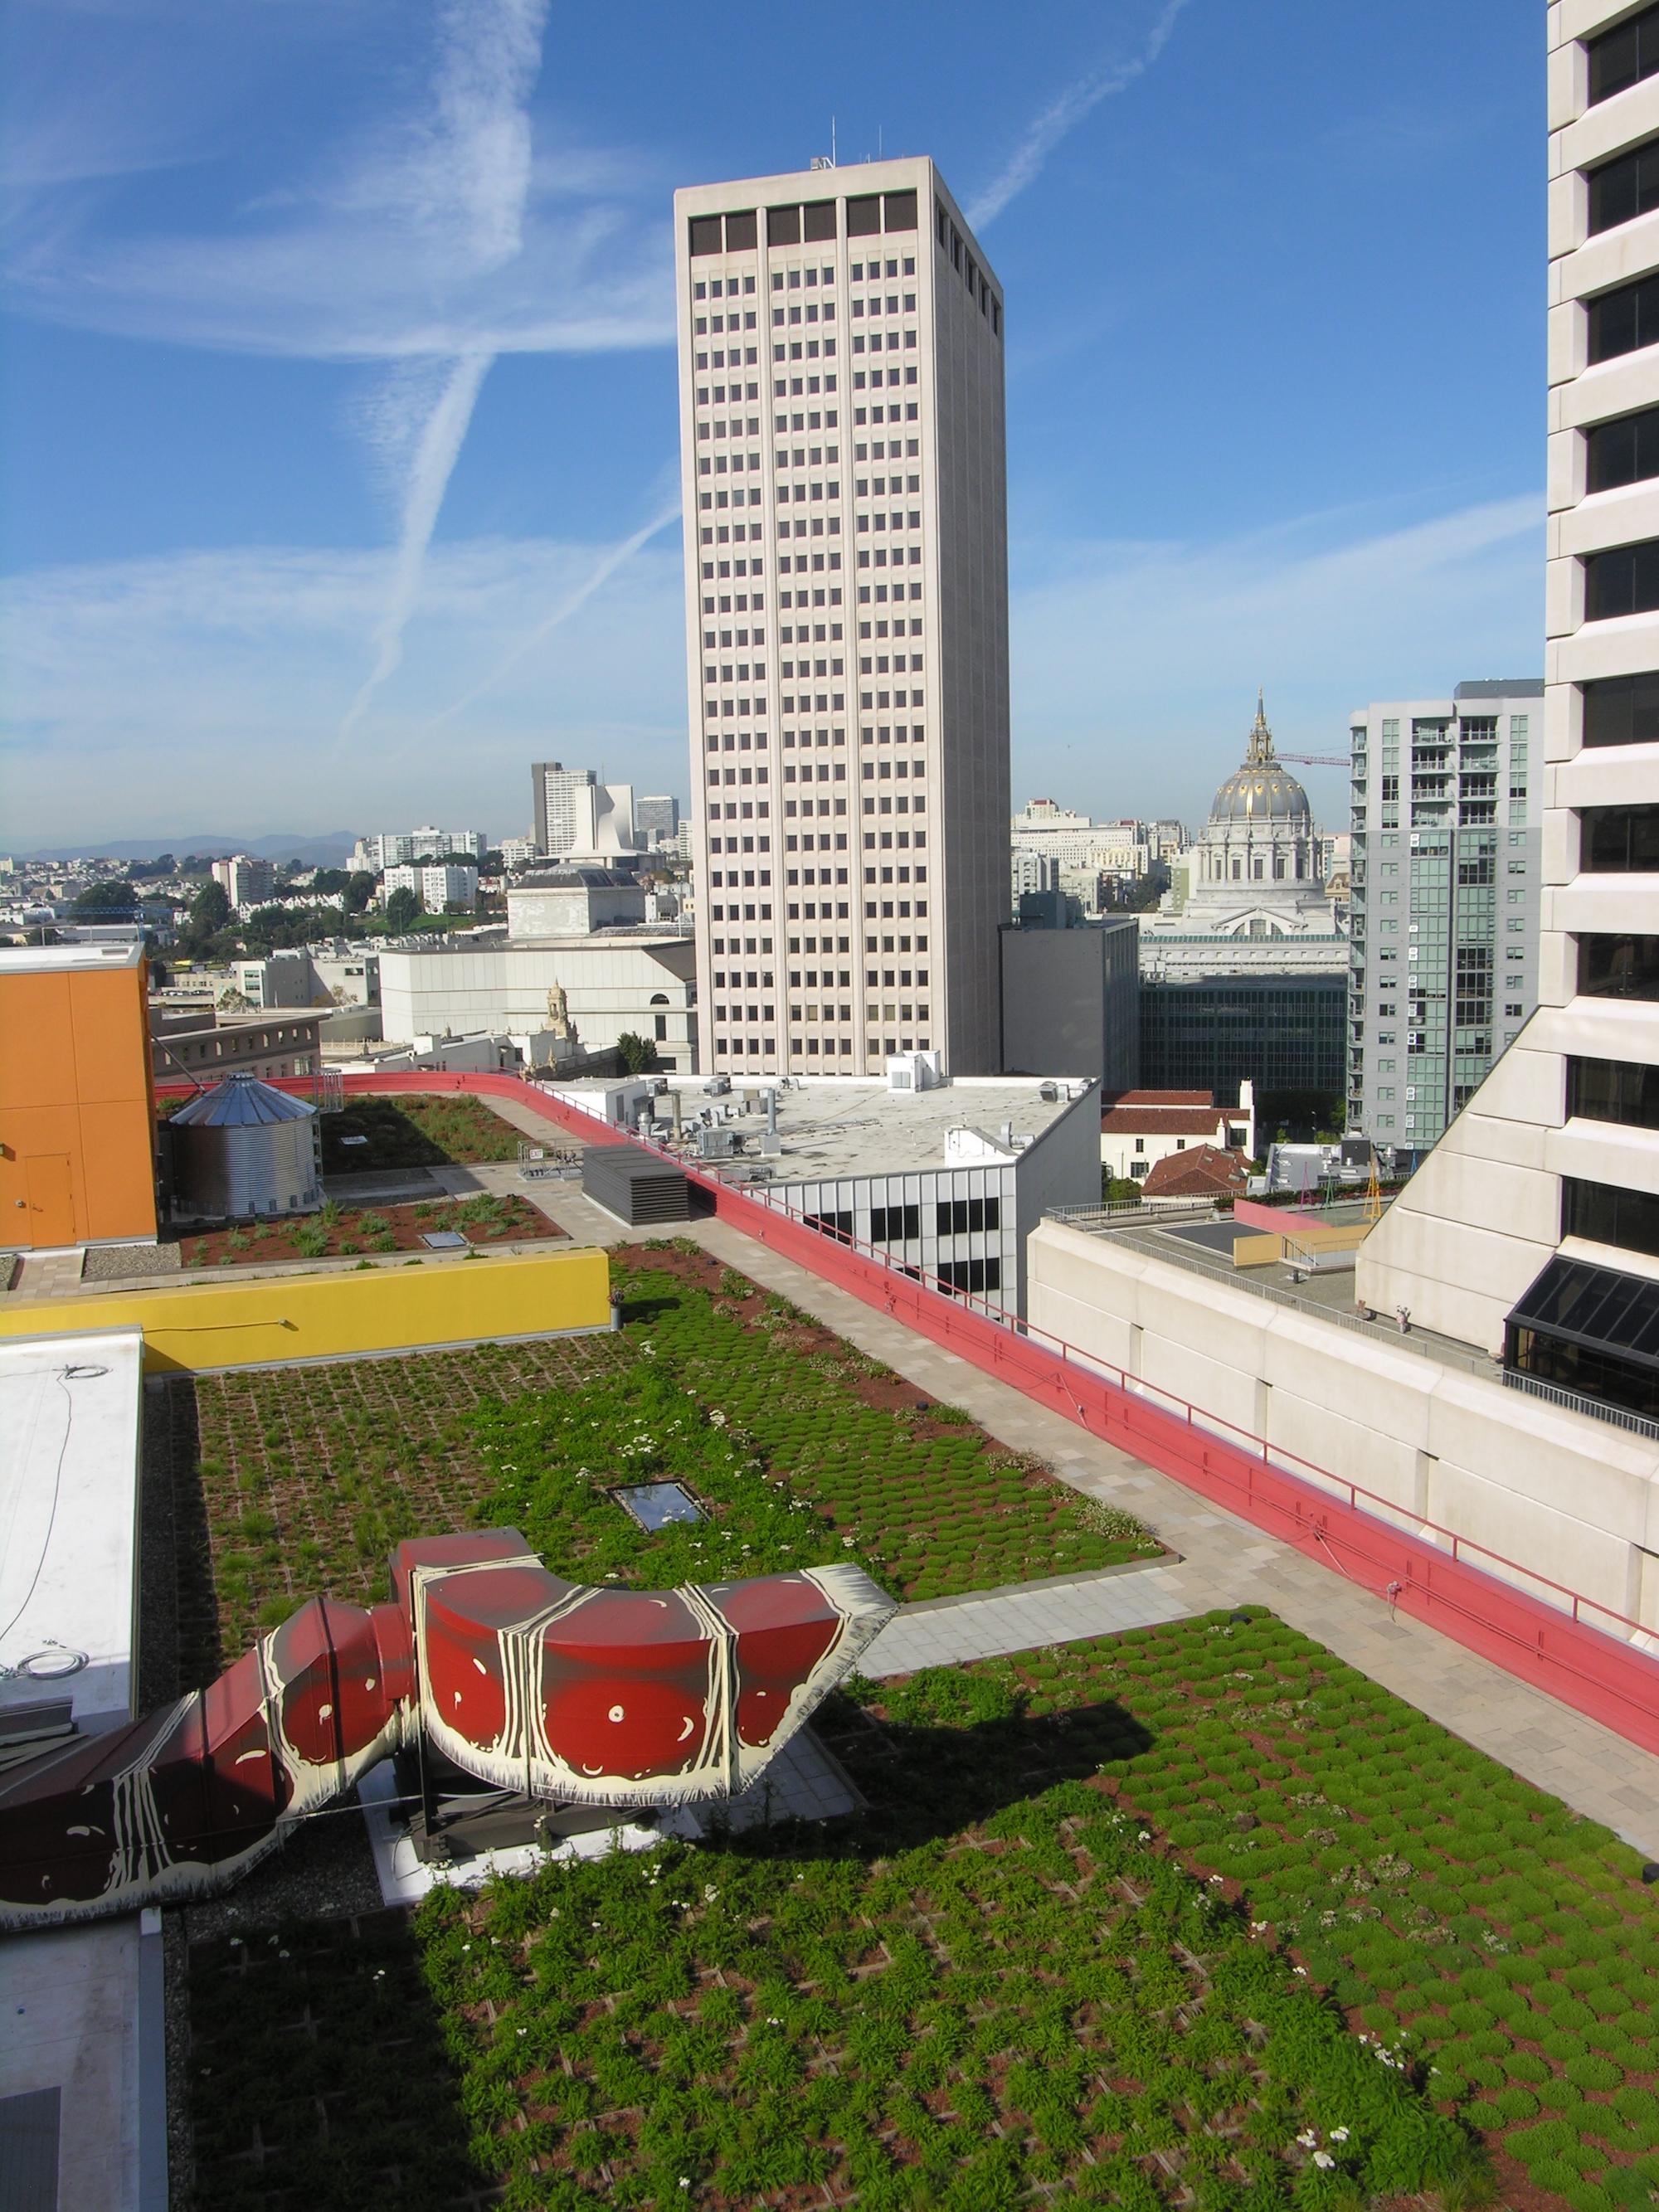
<box><xmin>1</xmin><ymin>962</ymin><xmax>156</xmax><ymax>1247</ymax></box>
<box><xmin>77</xmin><ymin>1098</ymin><xmax>159</xmax><ymax>1241</ymax></box>
<box><xmin>0</xmin><ymin>976</ymin><xmax>75</xmax><ymax>1111</ymax></box>
<box><xmin>71</xmin><ymin>970</ymin><xmax>152</xmax><ymax>1107</ymax></box>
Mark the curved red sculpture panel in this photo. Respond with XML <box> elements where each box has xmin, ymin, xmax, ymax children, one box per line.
<box><xmin>0</xmin><ymin>1531</ymin><xmax>893</xmax><ymax>1928</ymax></box>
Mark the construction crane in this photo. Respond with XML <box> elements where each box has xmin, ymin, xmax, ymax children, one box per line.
<box><xmin>1275</xmin><ymin>751</ymin><xmax>1350</xmax><ymax>768</ymax></box>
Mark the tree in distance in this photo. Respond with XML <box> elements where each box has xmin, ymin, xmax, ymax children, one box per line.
<box><xmin>71</xmin><ymin>878</ymin><xmax>139</xmax><ymax>914</ymax></box>
<box><xmin>384</xmin><ymin>886</ymin><xmax>422</xmax><ymax>932</ymax></box>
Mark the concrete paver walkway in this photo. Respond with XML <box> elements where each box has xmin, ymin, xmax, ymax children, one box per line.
<box><xmin>436</xmin><ymin>1091</ymin><xmax>1659</xmax><ymax>1855</ymax></box>
<box><xmin>864</xmin><ymin>1563</ymin><xmax>1193</xmax><ymax>1675</ymax></box>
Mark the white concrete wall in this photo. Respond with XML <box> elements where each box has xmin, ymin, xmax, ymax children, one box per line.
<box><xmin>377</xmin><ymin>938</ymin><xmax>698</xmax><ymax>1067</ymax></box>
<box><xmin>1029</xmin><ymin>1218</ymin><xmax>1659</xmax><ymax>1632</ymax></box>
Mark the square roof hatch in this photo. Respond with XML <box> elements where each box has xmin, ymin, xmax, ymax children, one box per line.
<box><xmin>613</xmin><ymin>1481</ymin><xmax>706</xmax><ymax>1533</ymax></box>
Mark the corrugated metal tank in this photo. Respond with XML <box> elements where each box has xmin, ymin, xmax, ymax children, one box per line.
<box><xmin>168</xmin><ymin>1075</ymin><xmax>321</xmax><ymax>1220</ymax></box>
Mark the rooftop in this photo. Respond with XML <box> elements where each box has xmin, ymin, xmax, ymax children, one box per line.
<box><xmin>1101</xmin><ymin>1104</ymin><xmax>1229</xmax><ymax>1136</ymax></box>
<box><xmin>555</xmin><ymin>1074</ymin><xmax>1097</xmax><ymax>1182</ymax></box>
<box><xmin>0</xmin><ymin>1328</ymin><xmax>144</xmax><ymax>1733</ymax></box>
<box><xmin>0</xmin><ymin>941</ymin><xmax>144</xmax><ymax>975</ymax></box>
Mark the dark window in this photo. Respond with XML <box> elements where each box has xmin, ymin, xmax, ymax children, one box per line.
<box><xmin>803</xmin><ymin>200</ymin><xmax>837</xmax><ymax>242</ymax></box>
<box><xmin>806</xmin><ymin>1209</ymin><xmax>854</xmax><ymax>1242</ymax></box>
<box><xmin>1454</xmin><ymin>946</ymin><xmax>1493</xmax><ymax>1027</ymax></box>
<box><xmin>883</xmin><ymin>189</ymin><xmax>917</xmax><ymax>231</ymax></box>
<box><xmin>1584</xmin><ymin>671</ymin><xmax>1659</xmax><ymax>746</ymax></box>
<box><xmin>868</xmin><ymin>1203</ymin><xmax>919</xmax><ymax>1242</ymax></box>
<box><xmin>1457</xmin><ymin>848</ymin><xmax>1494</xmax><ymax>885</ymax></box>
<box><xmin>1564</xmin><ymin>1175</ymin><xmax>1659</xmax><ymax>1259</ymax></box>
<box><xmin>1580</xmin><ymin>932</ymin><xmax>1659</xmax><ymax>999</ymax></box>
<box><xmin>768</xmin><ymin>204</ymin><xmax>800</xmax><ymax>246</ymax></box>
<box><xmin>1584</xmin><ymin>803</ymin><xmax>1659</xmax><ymax>869</ymax></box>
<box><xmin>846</xmin><ymin>195</ymin><xmax>881</xmax><ymax>237</ymax></box>
<box><xmin>937</xmin><ymin>202</ymin><xmax>947</xmax><ymax>246</ymax></box>
<box><xmin>1569</xmin><ymin>1056</ymin><xmax>1659</xmax><ymax>1129</ymax></box>
<box><xmin>965</xmin><ymin>254</ymin><xmax>977</xmax><ymax>294</ymax></box>
<box><xmin>1585</xmin><ymin>536</ymin><xmax>1659</xmax><ymax>618</ymax></box>
<box><xmin>689</xmin><ymin>216</ymin><xmax>722</xmax><ymax>257</ymax></box>
<box><xmin>723</xmin><ymin>210</ymin><xmax>757</xmax><ymax>251</ymax></box>
<box><xmin>1590</xmin><ymin>2</ymin><xmax>1659</xmax><ymax>105</ymax></box>
<box><xmin>1589</xmin><ymin>142</ymin><xmax>1659</xmax><ymax>233</ymax></box>
<box><xmin>1589</xmin><ymin>272</ymin><xmax>1659</xmax><ymax>362</ymax></box>
<box><xmin>1588</xmin><ymin>404</ymin><xmax>1659</xmax><ymax>492</ymax></box>
<box><xmin>1381</xmin><ymin>775</ymin><xmax>1399</xmax><ymax>802</ymax></box>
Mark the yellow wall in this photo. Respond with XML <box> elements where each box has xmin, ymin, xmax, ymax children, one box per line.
<box><xmin>0</xmin><ymin>1247</ymin><xmax>611</xmax><ymax>1372</ymax></box>
<box><xmin>1233</xmin><ymin>1223</ymin><xmax>1370</xmax><ymax>1270</ymax></box>
<box><xmin>0</xmin><ymin>961</ymin><xmax>157</xmax><ymax>1248</ymax></box>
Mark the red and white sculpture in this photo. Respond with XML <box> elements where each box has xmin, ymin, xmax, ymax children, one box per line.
<box><xmin>0</xmin><ymin>1531</ymin><xmax>893</xmax><ymax>1929</ymax></box>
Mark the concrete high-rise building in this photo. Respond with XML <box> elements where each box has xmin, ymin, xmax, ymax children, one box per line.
<box><xmin>674</xmin><ymin>158</ymin><xmax>1010</xmax><ymax>1077</ymax></box>
<box><xmin>532</xmin><ymin>763</ymin><xmax>597</xmax><ymax>858</ymax></box>
<box><xmin>1345</xmin><ymin>682</ymin><xmax>1543</xmax><ymax>1157</ymax></box>
<box><xmin>1359</xmin><ymin>4</ymin><xmax>1659</xmax><ymax>1399</ymax></box>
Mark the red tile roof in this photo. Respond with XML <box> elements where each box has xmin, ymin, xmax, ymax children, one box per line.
<box><xmin>1100</xmin><ymin>1104</ymin><xmax>1226</xmax><ymax>1136</ymax></box>
<box><xmin>1141</xmin><ymin>1144</ymin><xmax>1248</xmax><ymax>1199</ymax></box>
<box><xmin>1101</xmin><ymin>1089</ymin><xmax>1213</xmax><ymax>1106</ymax></box>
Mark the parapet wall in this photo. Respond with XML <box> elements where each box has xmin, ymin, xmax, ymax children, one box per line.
<box><xmin>1028</xmin><ymin>1218</ymin><xmax>1659</xmax><ymax>1635</ymax></box>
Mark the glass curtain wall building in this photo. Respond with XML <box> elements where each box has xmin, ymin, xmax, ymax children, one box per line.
<box><xmin>1346</xmin><ymin>683</ymin><xmax>1543</xmax><ymax>1158</ymax></box>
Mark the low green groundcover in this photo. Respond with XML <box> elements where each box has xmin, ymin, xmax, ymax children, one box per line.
<box><xmin>187</xmin><ymin>1612</ymin><xmax>1515</xmax><ymax>2211</ymax></box>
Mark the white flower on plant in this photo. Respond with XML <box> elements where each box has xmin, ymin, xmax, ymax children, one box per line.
<box><xmin>1331</xmin><ymin>2127</ymin><xmax>1350</xmax><ymax>2142</ymax></box>
<box><xmin>1137</xmin><ymin>1830</ymin><xmax>1151</xmax><ymax>1843</ymax></box>
<box><xmin>1312</xmin><ymin>2151</ymin><xmax>1335</xmax><ymax>2169</ymax></box>
<box><xmin>1297</xmin><ymin>2131</ymin><xmax>1318</xmax><ymax>2149</ymax></box>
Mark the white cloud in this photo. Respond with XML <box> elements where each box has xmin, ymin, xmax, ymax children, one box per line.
<box><xmin>0</xmin><ymin>532</ymin><xmax>691</xmax><ymax>847</ymax></box>
<box><xmin>966</xmin><ymin>0</ymin><xmax>1194</xmax><ymax>231</ymax></box>
<box><xmin>1010</xmin><ymin>492</ymin><xmax>1545</xmax><ymax>825</ymax></box>
<box><xmin>2</xmin><ymin>3</ymin><xmax>671</xmax><ymax>362</ymax></box>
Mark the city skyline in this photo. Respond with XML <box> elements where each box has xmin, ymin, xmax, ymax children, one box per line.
<box><xmin>2</xmin><ymin>2</ymin><xmax>1540</xmax><ymax>848</ymax></box>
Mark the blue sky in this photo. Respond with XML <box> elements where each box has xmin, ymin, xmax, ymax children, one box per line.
<box><xmin>1</xmin><ymin>0</ymin><xmax>1543</xmax><ymax>851</ymax></box>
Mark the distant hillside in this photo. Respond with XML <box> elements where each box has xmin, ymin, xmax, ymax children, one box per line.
<box><xmin>14</xmin><ymin>831</ymin><xmax>362</xmax><ymax>868</ymax></box>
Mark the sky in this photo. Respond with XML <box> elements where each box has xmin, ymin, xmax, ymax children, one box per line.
<box><xmin>0</xmin><ymin>0</ymin><xmax>1544</xmax><ymax>853</ymax></box>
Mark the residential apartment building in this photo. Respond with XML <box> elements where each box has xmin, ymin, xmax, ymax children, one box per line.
<box><xmin>532</xmin><ymin>763</ymin><xmax>597</xmax><ymax>858</ymax></box>
<box><xmin>211</xmin><ymin>855</ymin><xmax>274</xmax><ymax>910</ymax></box>
<box><xmin>382</xmin><ymin>862</ymin><xmax>478</xmax><ymax>914</ymax></box>
<box><xmin>674</xmin><ymin>158</ymin><xmax>1010</xmax><ymax>1077</ymax></box>
<box><xmin>1346</xmin><ymin>682</ymin><xmax>1543</xmax><ymax>1155</ymax></box>
<box><xmin>1359</xmin><ymin>2</ymin><xmax>1659</xmax><ymax>1398</ymax></box>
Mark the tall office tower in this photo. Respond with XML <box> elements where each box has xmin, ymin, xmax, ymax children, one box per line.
<box><xmin>636</xmin><ymin>795</ymin><xmax>681</xmax><ymax>848</ymax></box>
<box><xmin>1358</xmin><ymin>3</ymin><xmax>1659</xmax><ymax>1393</ymax></box>
<box><xmin>674</xmin><ymin>159</ymin><xmax>1010</xmax><ymax>1077</ymax></box>
<box><xmin>1345</xmin><ymin>683</ymin><xmax>1542</xmax><ymax>1158</ymax></box>
<box><xmin>531</xmin><ymin>762</ymin><xmax>596</xmax><ymax>858</ymax></box>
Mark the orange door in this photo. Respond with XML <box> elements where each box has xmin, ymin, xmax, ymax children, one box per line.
<box><xmin>24</xmin><ymin>1155</ymin><xmax>75</xmax><ymax>1247</ymax></box>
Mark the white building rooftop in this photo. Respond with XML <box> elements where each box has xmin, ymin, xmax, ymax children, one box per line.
<box><xmin>0</xmin><ymin>1329</ymin><xmax>144</xmax><ymax>1735</ymax></box>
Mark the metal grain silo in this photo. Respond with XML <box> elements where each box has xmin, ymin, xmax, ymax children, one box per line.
<box><xmin>167</xmin><ymin>1075</ymin><xmax>322</xmax><ymax>1221</ymax></box>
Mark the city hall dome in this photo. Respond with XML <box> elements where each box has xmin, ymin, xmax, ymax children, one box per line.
<box><xmin>1209</xmin><ymin>693</ymin><xmax>1311</xmax><ymax>826</ymax></box>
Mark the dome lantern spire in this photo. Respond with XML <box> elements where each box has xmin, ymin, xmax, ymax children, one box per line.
<box><xmin>1246</xmin><ymin>688</ymin><xmax>1276</xmax><ymax>766</ymax></box>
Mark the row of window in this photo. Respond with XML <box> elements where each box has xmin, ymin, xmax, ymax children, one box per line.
<box><xmin>689</xmin><ymin>192</ymin><xmax>917</xmax><ymax>260</ymax></box>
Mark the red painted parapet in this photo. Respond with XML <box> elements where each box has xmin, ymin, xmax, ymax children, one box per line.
<box><xmin>0</xmin><ymin>1533</ymin><xmax>892</xmax><ymax>1929</ymax></box>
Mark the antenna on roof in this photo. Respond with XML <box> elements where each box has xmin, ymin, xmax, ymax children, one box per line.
<box><xmin>832</xmin><ymin>115</ymin><xmax>836</xmax><ymax>167</ymax></box>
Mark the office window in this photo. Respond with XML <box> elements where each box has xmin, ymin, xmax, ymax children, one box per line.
<box><xmin>1588</xmin><ymin>405</ymin><xmax>1659</xmax><ymax>495</ymax></box>
<box><xmin>803</xmin><ymin>200</ymin><xmax>837</xmax><ymax>243</ymax></box>
<box><xmin>1580</xmin><ymin>933</ymin><xmax>1659</xmax><ymax>999</ymax></box>
<box><xmin>1585</xmin><ymin>537</ymin><xmax>1659</xmax><ymax>618</ymax></box>
<box><xmin>723</xmin><ymin>210</ymin><xmax>757</xmax><ymax>251</ymax></box>
<box><xmin>768</xmin><ymin>204</ymin><xmax>800</xmax><ymax>246</ymax></box>
<box><xmin>846</xmin><ymin>194</ymin><xmax>881</xmax><ymax>237</ymax></box>
<box><xmin>1584</xmin><ymin>805</ymin><xmax>1659</xmax><ymax>869</ymax></box>
<box><xmin>1589</xmin><ymin>141</ymin><xmax>1659</xmax><ymax>234</ymax></box>
<box><xmin>688</xmin><ymin>216</ymin><xmax>722</xmax><ymax>256</ymax></box>
<box><xmin>1564</xmin><ymin>1175</ymin><xmax>1659</xmax><ymax>1260</ymax></box>
<box><xmin>883</xmin><ymin>189</ymin><xmax>917</xmax><ymax>231</ymax></box>
<box><xmin>1590</xmin><ymin>1</ymin><xmax>1659</xmax><ymax>104</ymax></box>
<box><xmin>1569</xmin><ymin>1057</ymin><xmax>1659</xmax><ymax>1130</ymax></box>
<box><xmin>1583</xmin><ymin>671</ymin><xmax>1659</xmax><ymax>746</ymax></box>
<box><xmin>1590</xmin><ymin>274</ymin><xmax>1659</xmax><ymax>362</ymax></box>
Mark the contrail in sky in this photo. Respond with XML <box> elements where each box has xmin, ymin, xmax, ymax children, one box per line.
<box><xmin>340</xmin><ymin>0</ymin><xmax>548</xmax><ymax>737</ymax></box>
<box><xmin>426</xmin><ymin>495</ymin><xmax>684</xmax><ymax>729</ymax></box>
<box><xmin>966</xmin><ymin>0</ymin><xmax>1194</xmax><ymax>231</ymax></box>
